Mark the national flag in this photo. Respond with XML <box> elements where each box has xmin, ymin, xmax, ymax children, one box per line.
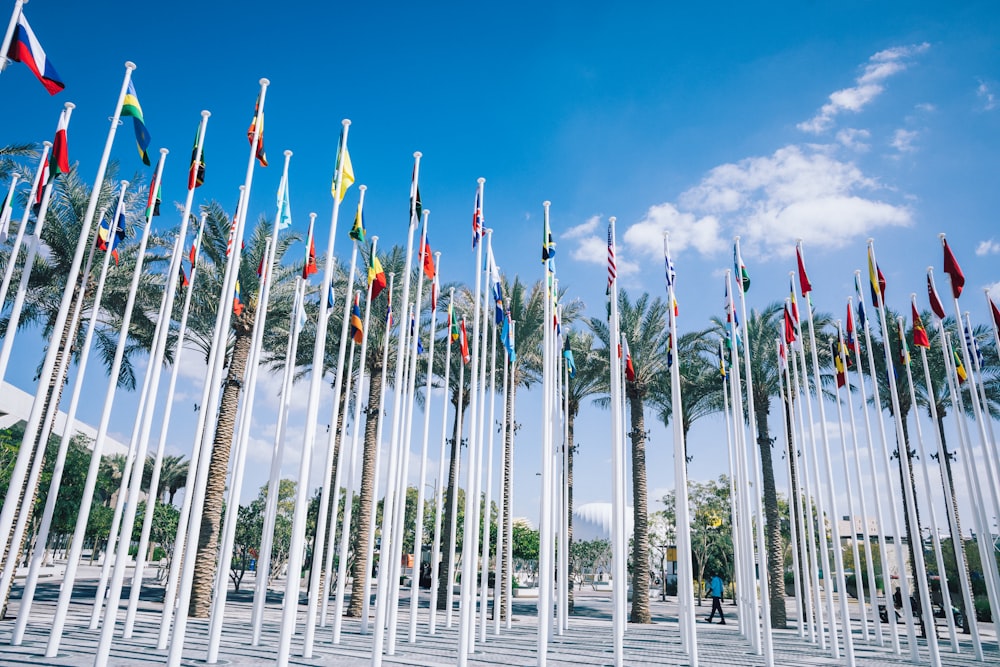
<box><xmin>783</xmin><ymin>302</ymin><xmax>797</xmax><ymax>346</ymax></box>
<box><xmin>431</xmin><ymin>273</ymin><xmax>439</xmax><ymax>312</ymax></box>
<box><xmin>563</xmin><ymin>334</ymin><xmax>577</xmax><ymax>379</ymax></box>
<box><xmin>121</xmin><ymin>80</ymin><xmax>151</xmax><ymax>166</ymax></box>
<box><xmin>622</xmin><ymin>337</ymin><xmax>636</xmax><ymax>382</ymax></box>
<box><xmin>898</xmin><ymin>325</ymin><xmax>910</xmax><ymax>367</ymax></box>
<box><xmin>420</xmin><ymin>235</ymin><xmax>436</xmax><ymax>280</ymax></box>
<box><xmin>95</xmin><ymin>211</ymin><xmax>126</xmax><ymax>264</ymax></box>
<box><xmin>348</xmin><ymin>204</ymin><xmax>366</xmax><ymax>243</ymax></box>
<box><xmin>327</xmin><ymin>282</ymin><xmax>335</xmax><ymax>309</ymax></box>
<box><xmin>607</xmin><ymin>223</ymin><xmax>617</xmax><ymax>289</ymax></box>
<box><xmin>233</xmin><ymin>280</ymin><xmax>245</xmax><ymax>316</ymax></box>
<box><xmin>189</xmin><ymin>240</ymin><xmax>197</xmax><ymax>268</ymax></box>
<box><xmin>460</xmin><ymin>318</ymin><xmax>470</xmax><ymax>364</ymax></box>
<box><xmin>833</xmin><ymin>341</ymin><xmax>847</xmax><ymax>388</ymax></box>
<box><xmin>179</xmin><ymin>265</ymin><xmax>189</xmax><ymax>288</ymax></box>
<box><xmin>542</xmin><ymin>214</ymin><xmax>555</xmax><ymax>262</ymax></box>
<box><xmin>6</xmin><ymin>13</ymin><xmax>64</xmax><ymax>95</ymax></box>
<box><xmin>719</xmin><ymin>341</ymin><xmax>728</xmax><ymax>378</ymax></box>
<box><xmin>145</xmin><ymin>169</ymin><xmax>161</xmax><ymax>219</ymax></box>
<box><xmin>912</xmin><ymin>303</ymin><xmax>930</xmax><ymax>349</ymax></box>
<box><xmin>990</xmin><ymin>295</ymin><xmax>1000</xmax><ymax>330</ymax></box>
<box><xmin>664</xmin><ymin>239</ymin><xmax>676</xmax><ymax>289</ymax></box>
<box><xmin>788</xmin><ymin>277</ymin><xmax>800</xmax><ymax>326</ymax></box>
<box><xmin>488</xmin><ymin>246</ymin><xmax>503</xmax><ymax>325</ymax></box>
<box><xmin>50</xmin><ymin>109</ymin><xmax>70</xmax><ymax>182</ymax></box>
<box><xmin>927</xmin><ymin>272</ymin><xmax>947</xmax><ymax>320</ymax></box>
<box><xmin>385</xmin><ymin>282</ymin><xmax>394</xmax><ymax>327</ymax></box>
<box><xmin>349</xmin><ymin>293</ymin><xmax>363</xmax><ymax>344</ymax></box>
<box><xmin>854</xmin><ymin>274</ymin><xmax>868</xmax><ymax>329</ymax></box>
<box><xmin>472</xmin><ymin>189</ymin><xmax>483</xmax><ymax>248</ymax></box>
<box><xmin>501</xmin><ymin>312</ymin><xmax>514</xmax><ymax>359</ymax></box>
<box><xmin>188</xmin><ymin>130</ymin><xmax>205</xmax><ymax>189</ymax></box>
<box><xmin>965</xmin><ymin>324</ymin><xmax>984</xmax><ymax>369</ymax></box>
<box><xmin>845</xmin><ymin>302</ymin><xmax>856</xmax><ymax>348</ymax></box>
<box><xmin>666</xmin><ymin>332</ymin><xmax>674</xmax><ymax>368</ymax></box>
<box><xmin>778</xmin><ymin>340</ymin><xmax>787</xmax><ymax>374</ymax></box>
<box><xmin>410</xmin><ymin>310</ymin><xmax>424</xmax><ymax>354</ymax></box>
<box><xmin>332</xmin><ymin>140</ymin><xmax>354</xmax><ymax>202</ymax></box>
<box><xmin>368</xmin><ymin>248</ymin><xmax>386</xmax><ymax>299</ymax></box>
<box><xmin>941</xmin><ymin>237</ymin><xmax>965</xmax><ymax>299</ymax></box>
<box><xmin>953</xmin><ymin>345</ymin><xmax>968</xmax><ymax>384</ymax></box>
<box><xmin>32</xmin><ymin>157</ymin><xmax>48</xmax><ymax>212</ymax></box>
<box><xmin>448</xmin><ymin>302</ymin><xmax>459</xmax><ymax>342</ymax></box>
<box><xmin>868</xmin><ymin>247</ymin><xmax>886</xmax><ymax>307</ymax></box>
<box><xmin>276</xmin><ymin>173</ymin><xmax>292</xmax><ymax>229</ymax></box>
<box><xmin>256</xmin><ymin>253</ymin><xmax>266</xmax><ymax>280</ymax></box>
<box><xmin>733</xmin><ymin>244</ymin><xmax>749</xmax><ymax>293</ymax></box>
<box><xmin>247</xmin><ymin>93</ymin><xmax>267</xmax><ymax>167</ymax></box>
<box><xmin>302</xmin><ymin>217</ymin><xmax>318</xmax><ymax>280</ymax></box>
<box><xmin>796</xmin><ymin>245</ymin><xmax>812</xmax><ymax>295</ymax></box>
<box><xmin>410</xmin><ymin>182</ymin><xmax>422</xmax><ymax>223</ymax></box>
<box><xmin>295</xmin><ymin>286</ymin><xmax>308</xmax><ymax>335</ymax></box>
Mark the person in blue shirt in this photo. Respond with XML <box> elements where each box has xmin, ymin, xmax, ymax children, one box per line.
<box><xmin>706</xmin><ymin>573</ymin><xmax>726</xmax><ymax>624</ymax></box>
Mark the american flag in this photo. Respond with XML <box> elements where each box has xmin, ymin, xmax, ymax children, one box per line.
<box><xmin>607</xmin><ymin>223</ymin><xmax>616</xmax><ymax>288</ymax></box>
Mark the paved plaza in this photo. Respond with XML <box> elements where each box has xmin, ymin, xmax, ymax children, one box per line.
<box><xmin>1</xmin><ymin>569</ymin><xmax>996</xmax><ymax>666</ymax></box>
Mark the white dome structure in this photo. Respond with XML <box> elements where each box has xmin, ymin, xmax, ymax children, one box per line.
<box><xmin>573</xmin><ymin>502</ymin><xmax>634</xmax><ymax>541</ymax></box>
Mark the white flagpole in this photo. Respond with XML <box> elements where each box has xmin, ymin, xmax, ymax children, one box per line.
<box><xmin>606</xmin><ymin>217</ymin><xmax>624</xmax><ymax>667</ymax></box>
<box><xmin>493</xmin><ymin>318</ymin><xmax>509</xmax><ymax>637</ymax></box>
<box><xmin>0</xmin><ymin>0</ymin><xmax>25</xmax><ymax>74</ymax></box>
<box><xmin>505</xmin><ymin>319</ymin><xmax>516</xmax><ymax>630</ymax></box>
<box><xmin>667</xmin><ymin>234</ymin><xmax>697</xmax><ymax>665</ymax></box>
<box><xmin>0</xmin><ymin>173</ymin><xmax>18</xmax><ymax>243</ymax></box>
<box><xmin>960</xmin><ymin>309</ymin><xmax>1000</xmax><ymax>517</ymax></box>
<box><xmin>831</xmin><ymin>322</ymin><xmax>870</xmax><ymax>643</ymax></box>
<box><xmin>852</xmin><ymin>271</ymin><xmax>915</xmax><ymax>656</ymax></box>
<box><xmin>896</xmin><ymin>311</ymin><xmax>959</xmax><ymax>652</ymax></box>
<box><xmin>333</xmin><ymin>238</ymin><xmax>380</xmax><ymax>644</ymax></box>
<box><xmin>0</xmin><ymin>105</ymin><xmax>72</xmax><ymax>384</ymax></box>
<box><xmin>867</xmin><ymin>239</ymin><xmax>938</xmax><ymax>666</ymax></box>
<box><xmin>7</xmin><ymin>209</ymin><xmax>101</xmax><ymax>645</ymax></box>
<box><xmin>445</xmin><ymin>343</ymin><xmax>466</xmax><ymax>629</ymax></box>
<box><xmin>276</xmin><ymin>116</ymin><xmax>351</xmax><ymax>666</ymax></box>
<box><xmin>154</xmin><ymin>109</ymin><xmax>211</xmax><ymax>650</ymax></box>
<box><xmin>776</xmin><ymin>339</ymin><xmax>806</xmax><ymax>640</ymax></box>
<box><xmin>251</xmin><ymin>275</ymin><xmax>304</xmax><ymax>644</ymax></box>
<box><xmin>429</xmin><ymin>285</ymin><xmax>454</xmax><ymax>635</ymax></box>
<box><xmin>0</xmin><ymin>141</ymin><xmax>50</xmax><ymax>311</ymax></box>
<box><xmin>479</xmin><ymin>262</ymin><xmax>499</xmax><ymax>642</ymax></box>
<box><xmin>410</xmin><ymin>251</ymin><xmax>441</xmax><ymax>642</ymax></box>
<box><xmin>308</xmin><ymin>182</ymin><xmax>364</xmax><ymax>646</ymax></box>
<box><xmin>840</xmin><ymin>300</ymin><xmax>885</xmax><ymax>648</ymax></box>
<box><xmin>720</xmin><ymin>339</ymin><xmax>747</xmax><ymax>639</ymax></box>
<box><xmin>125</xmin><ymin>209</ymin><xmax>205</xmax><ymax>639</ymax></box>
<box><xmin>536</xmin><ymin>203</ymin><xmax>555</xmax><ymax>667</ymax></box>
<box><xmin>168</xmin><ymin>77</ymin><xmax>268</xmax><ymax>666</ymax></box>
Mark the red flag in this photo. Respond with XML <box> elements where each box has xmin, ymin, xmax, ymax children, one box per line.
<box><xmin>420</xmin><ymin>237</ymin><xmax>436</xmax><ymax>280</ymax></box>
<box><xmin>912</xmin><ymin>302</ymin><xmax>930</xmax><ymax>349</ymax></box>
<box><xmin>990</xmin><ymin>295</ymin><xmax>1000</xmax><ymax>330</ymax></box>
<box><xmin>942</xmin><ymin>237</ymin><xmax>965</xmax><ymax>299</ymax></box>
<box><xmin>845</xmin><ymin>302</ymin><xmax>855</xmax><ymax>348</ymax></box>
<box><xmin>302</xmin><ymin>218</ymin><xmax>318</xmax><ymax>280</ymax></box>
<box><xmin>927</xmin><ymin>273</ymin><xmax>947</xmax><ymax>320</ymax></box>
<box><xmin>783</xmin><ymin>303</ymin><xmax>797</xmax><ymax>345</ymax></box>
<box><xmin>460</xmin><ymin>319</ymin><xmax>471</xmax><ymax>364</ymax></box>
<box><xmin>796</xmin><ymin>245</ymin><xmax>812</xmax><ymax>295</ymax></box>
<box><xmin>189</xmin><ymin>241</ymin><xmax>197</xmax><ymax>268</ymax></box>
<box><xmin>622</xmin><ymin>337</ymin><xmax>636</xmax><ymax>382</ymax></box>
<box><xmin>179</xmin><ymin>265</ymin><xmax>190</xmax><ymax>288</ymax></box>
<box><xmin>257</xmin><ymin>254</ymin><xmax>266</xmax><ymax>280</ymax></box>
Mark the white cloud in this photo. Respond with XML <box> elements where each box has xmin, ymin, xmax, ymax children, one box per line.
<box><xmin>836</xmin><ymin>128</ymin><xmax>871</xmax><ymax>152</ymax></box>
<box><xmin>623</xmin><ymin>203</ymin><xmax>722</xmax><ymax>258</ymax></box>
<box><xmin>988</xmin><ymin>281</ymin><xmax>1000</xmax><ymax>302</ymax></box>
<box><xmin>562</xmin><ymin>215</ymin><xmax>600</xmax><ymax>240</ymax></box>
<box><xmin>976</xmin><ymin>239</ymin><xmax>1000</xmax><ymax>256</ymax></box>
<box><xmin>977</xmin><ymin>80</ymin><xmax>997</xmax><ymax>111</ymax></box>
<box><xmin>798</xmin><ymin>43</ymin><xmax>929</xmax><ymax>134</ymax></box>
<box><xmin>571</xmin><ymin>233</ymin><xmax>639</xmax><ymax>276</ymax></box>
<box><xmin>890</xmin><ymin>128</ymin><xmax>919</xmax><ymax>153</ymax></box>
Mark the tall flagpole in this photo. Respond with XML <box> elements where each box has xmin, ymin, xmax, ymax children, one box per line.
<box><xmin>536</xmin><ymin>202</ymin><xmax>555</xmax><ymax>667</ymax></box>
<box><xmin>493</xmin><ymin>314</ymin><xmax>510</xmax><ymax>636</ymax></box>
<box><xmin>429</xmin><ymin>284</ymin><xmax>454</xmax><ymax>635</ymax></box>
<box><xmin>0</xmin><ymin>141</ymin><xmax>50</xmax><ymax>311</ymax></box>
<box><xmin>720</xmin><ymin>338</ymin><xmax>748</xmax><ymax>639</ymax></box>
<box><xmin>867</xmin><ymin>239</ymin><xmax>938</xmax><ymax>666</ymax></box>
<box><xmin>606</xmin><ymin>217</ymin><xmax>625</xmax><ymax>667</ymax></box>
<box><xmin>168</xmin><ymin>77</ymin><xmax>268</xmax><ymax>666</ymax></box>
<box><xmin>370</xmin><ymin>152</ymin><xmax>423</xmax><ymax>667</ymax></box>
<box><xmin>505</xmin><ymin>319</ymin><xmax>516</xmax><ymax>630</ymax></box>
<box><xmin>480</xmin><ymin>256</ymin><xmax>499</xmax><ymax>642</ymax></box>
<box><xmin>446</xmin><ymin>336</ymin><xmax>466</xmax><ymax>629</ymax></box>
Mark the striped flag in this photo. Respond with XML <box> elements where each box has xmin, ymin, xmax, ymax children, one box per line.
<box><xmin>472</xmin><ymin>188</ymin><xmax>483</xmax><ymax>249</ymax></box>
<box><xmin>50</xmin><ymin>109</ymin><xmax>70</xmax><ymax>182</ymax></box>
<box><xmin>460</xmin><ymin>318</ymin><xmax>470</xmax><ymax>364</ymax></box>
<box><xmin>302</xmin><ymin>216</ymin><xmax>318</xmax><ymax>280</ymax></box>
<box><xmin>607</xmin><ymin>223</ymin><xmax>616</xmax><ymax>289</ymax></box>
<box><xmin>942</xmin><ymin>237</ymin><xmax>965</xmax><ymax>299</ymax></box>
<box><xmin>795</xmin><ymin>245</ymin><xmax>812</xmax><ymax>295</ymax></box>
<box><xmin>912</xmin><ymin>303</ymin><xmax>930</xmax><ymax>349</ymax></box>
<box><xmin>6</xmin><ymin>12</ymin><xmax>64</xmax><ymax>95</ymax></box>
<box><xmin>121</xmin><ymin>80</ymin><xmax>151</xmax><ymax>166</ymax></box>
<box><xmin>247</xmin><ymin>93</ymin><xmax>267</xmax><ymax>167</ymax></box>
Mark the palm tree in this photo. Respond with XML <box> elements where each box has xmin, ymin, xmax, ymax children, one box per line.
<box><xmin>156</xmin><ymin>455</ymin><xmax>189</xmax><ymax>505</ymax></box>
<box><xmin>187</xmin><ymin>204</ymin><xmax>301</xmax><ymax>617</ymax></box>
<box><xmin>589</xmin><ymin>290</ymin><xmax>669</xmax><ymax>624</ymax></box>
<box><xmin>649</xmin><ymin>328</ymin><xmax>722</xmax><ymax>450</ymax></box>
<box><xmin>0</xmin><ymin>143</ymin><xmax>37</xmax><ymax>183</ymax></box>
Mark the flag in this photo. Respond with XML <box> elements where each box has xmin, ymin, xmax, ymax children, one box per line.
<box><xmin>331</xmin><ymin>143</ymin><xmax>355</xmax><ymax>203</ymax></box>
<box><xmin>868</xmin><ymin>247</ymin><xmax>886</xmax><ymax>307</ymax></box>
<box><xmin>488</xmin><ymin>246</ymin><xmax>503</xmax><ymax>325</ymax></box>
<box><xmin>295</xmin><ymin>287</ymin><xmax>308</xmax><ymax>334</ymax></box>
<box><xmin>719</xmin><ymin>341</ymin><xmax>728</xmax><ymax>378</ymax></box>
<box><xmin>411</xmin><ymin>184</ymin><xmax>422</xmax><ymax>222</ymax></box>
<box><xmin>898</xmin><ymin>325</ymin><xmax>910</xmax><ymax>367</ymax></box>
<box><xmin>276</xmin><ymin>173</ymin><xmax>292</xmax><ymax>229</ymax></box>
<box><xmin>927</xmin><ymin>272</ymin><xmax>947</xmax><ymax>320</ymax></box>
<box><xmin>563</xmin><ymin>334</ymin><xmax>577</xmax><ymax>379</ymax></box>
<box><xmin>0</xmin><ymin>188</ymin><xmax>14</xmax><ymax>243</ymax></box>
<box><xmin>622</xmin><ymin>337</ymin><xmax>636</xmax><ymax>382</ymax></box>
<box><xmin>833</xmin><ymin>341</ymin><xmax>847</xmax><ymax>388</ymax></box>
<box><xmin>121</xmin><ymin>80</ymin><xmax>151</xmax><ymax>166</ymax></box>
<box><xmin>6</xmin><ymin>13</ymin><xmax>64</xmax><ymax>95</ymax></box>
<box><xmin>233</xmin><ymin>280</ymin><xmax>245</xmax><ymax>316</ymax></box>
<box><xmin>145</xmin><ymin>169</ymin><xmax>161</xmax><ymax>218</ymax></box>
<box><xmin>965</xmin><ymin>324</ymin><xmax>984</xmax><ymax>369</ymax></box>
<box><xmin>256</xmin><ymin>253</ymin><xmax>266</xmax><ymax>280</ymax></box>
<box><xmin>448</xmin><ymin>302</ymin><xmax>459</xmax><ymax>342</ymax></box>
<box><xmin>796</xmin><ymin>245</ymin><xmax>812</xmax><ymax>295</ymax></box>
<box><xmin>912</xmin><ymin>303</ymin><xmax>930</xmax><ymax>349</ymax></box>
<box><xmin>95</xmin><ymin>211</ymin><xmax>126</xmax><ymax>264</ymax></box>
<box><xmin>778</xmin><ymin>340</ymin><xmax>787</xmax><ymax>374</ymax></box>
<box><xmin>188</xmin><ymin>129</ymin><xmax>205</xmax><ymax>189</ymax></box>
<box><xmin>788</xmin><ymin>278</ymin><xmax>800</xmax><ymax>326</ymax></box>
<box><xmin>607</xmin><ymin>223</ymin><xmax>617</xmax><ymax>289</ymax></box>
<box><xmin>349</xmin><ymin>293</ymin><xmax>363</xmax><ymax>344</ymax></box>
<box><xmin>854</xmin><ymin>274</ymin><xmax>868</xmax><ymax>329</ymax></box>
<box><xmin>542</xmin><ymin>214</ymin><xmax>555</xmax><ymax>262</ymax></box>
<box><xmin>666</xmin><ymin>332</ymin><xmax>674</xmax><ymax>368</ymax></box>
<box><xmin>368</xmin><ymin>248</ymin><xmax>386</xmax><ymax>299</ymax></box>
<box><xmin>472</xmin><ymin>189</ymin><xmax>483</xmax><ymax>248</ymax></box>
<box><xmin>460</xmin><ymin>318</ymin><xmax>470</xmax><ymax>364</ymax></box>
<box><xmin>431</xmin><ymin>273</ymin><xmax>439</xmax><ymax>312</ymax></box>
<box><xmin>189</xmin><ymin>240</ymin><xmax>197</xmax><ymax>268</ymax></box>
<box><xmin>421</xmin><ymin>235</ymin><xmax>436</xmax><ymax>280</ymax></box>
<box><xmin>327</xmin><ymin>282</ymin><xmax>335</xmax><ymax>309</ymax></box>
<box><xmin>247</xmin><ymin>93</ymin><xmax>267</xmax><ymax>167</ymax></box>
<box><xmin>385</xmin><ymin>283</ymin><xmax>394</xmax><ymax>327</ymax></box>
<box><xmin>664</xmin><ymin>242</ymin><xmax>676</xmax><ymax>289</ymax></box>
<box><xmin>953</xmin><ymin>345</ymin><xmax>968</xmax><ymax>384</ymax></box>
<box><xmin>734</xmin><ymin>244</ymin><xmax>749</xmax><ymax>293</ymax></box>
<box><xmin>31</xmin><ymin>157</ymin><xmax>48</xmax><ymax>213</ymax></box>
<box><xmin>179</xmin><ymin>265</ymin><xmax>189</xmax><ymax>288</ymax></box>
<box><xmin>783</xmin><ymin>303</ymin><xmax>797</xmax><ymax>346</ymax></box>
<box><xmin>302</xmin><ymin>217</ymin><xmax>318</xmax><ymax>280</ymax></box>
<box><xmin>410</xmin><ymin>310</ymin><xmax>424</xmax><ymax>354</ymax></box>
<box><xmin>941</xmin><ymin>237</ymin><xmax>965</xmax><ymax>299</ymax></box>
<box><xmin>348</xmin><ymin>204</ymin><xmax>366</xmax><ymax>243</ymax></box>
<box><xmin>990</xmin><ymin>295</ymin><xmax>1000</xmax><ymax>330</ymax></box>
<box><xmin>845</xmin><ymin>302</ymin><xmax>856</xmax><ymax>348</ymax></box>
<box><xmin>50</xmin><ymin>109</ymin><xmax>70</xmax><ymax>182</ymax></box>
<box><xmin>501</xmin><ymin>312</ymin><xmax>514</xmax><ymax>359</ymax></box>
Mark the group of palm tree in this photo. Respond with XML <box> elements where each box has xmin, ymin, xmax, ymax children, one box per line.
<box><xmin>3</xmin><ymin>155</ymin><xmax>998</xmax><ymax>633</ymax></box>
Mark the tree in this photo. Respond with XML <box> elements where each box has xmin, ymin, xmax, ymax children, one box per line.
<box><xmin>187</xmin><ymin>205</ymin><xmax>301</xmax><ymax>617</ymax></box>
<box><xmin>589</xmin><ymin>290</ymin><xmax>669</xmax><ymax>624</ymax></box>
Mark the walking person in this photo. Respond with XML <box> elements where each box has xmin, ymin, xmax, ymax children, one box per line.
<box><xmin>706</xmin><ymin>573</ymin><xmax>726</xmax><ymax>624</ymax></box>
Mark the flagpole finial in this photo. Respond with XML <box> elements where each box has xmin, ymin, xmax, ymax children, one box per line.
<box><xmin>159</xmin><ymin>147</ymin><xmax>168</xmax><ymax>156</ymax></box>
<box><xmin>125</xmin><ymin>62</ymin><xmax>136</xmax><ymax>71</ymax></box>
<box><xmin>486</xmin><ymin>228</ymin><xmax>493</xmax><ymax>236</ymax></box>
<box><xmin>543</xmin><ymin>201</ymin><xmax>551</xmax><ymax>208</ymax></box>
<box><xmin>866</xmin><ymin>237</ymin><xmax>874</xmax><ymax>244</ymax></box>
<box><xmin>734</xmin><ymin>235</ymin><xmax>740</xmax><ymax>242</ymax></box>
<box><xmin>63</xmin><ymin>102</ymin><xmax>75</xmax><ymax>111</ymax></box>
<box><xmin>42</xmin><ymin>140</ymin><xmax>52</xmax><ymax>148</ymax></box>
<box><xmin>341</xmin><ymin>119</ymin><xmax>351</xmax><ymax>128</ymax></box>
<box><xmin>434</xmin><ymin>251</ymin><xmax>441</xmax><ymax>260</ymax></box>
<box><xmin>201</xmin><ymin>110</ymin><xmax>211</xmax><ymax>118</ymax></box>
<box><xmin>120</xmin><ymin>180</ymin><xmax>130</xmax><ymax>188</ymax></box>
<box><xmin>795</xmin><ymin>237</ymin><xmax>803</xmax><ymax>245</ymax></box>
<box><xmin>478</xmin><ymin>177</ymin><xmax>486</xmax><ymax>185</ymax></box>
<box><xmin>413</xmin><ymin>151</ymin><xmax>421</xmax><ymax>158</ymax></box>
<box><xmin>938</xmin><ymin>232</ymin><xmax>947</xmax><ymax>240</ymax></box>
<box><xmin>309</xmin><ymin>212</ymin><xmax>316</xmax><ymax>223</ymax></box>
<box><xmin>284</xmin><ymin>149</ymin><xmax>292</xmax><ymax>158</ymax></box>
<box><xmin>259</xmin><ymin>78</ymin><xmax>270</xmax><ymax>87</ymax></box>
<box><xmin>358</xmin><ymin>184</ymin><xmax>367</xmax><ymax>194</ymax></box>
<box><xmin>608</xmin><ymin>216</ymin><xmax>615</xmax><ymax>225</ymax></box>
<box><xmin>371</xmin><ymin>235</ymin><xmax>379</xmax><ymax>243</ymax></box>
<box><xmin>854</xmin><ymin>269</ymin><xmax>861</xmax><ymax>276</ymax></box>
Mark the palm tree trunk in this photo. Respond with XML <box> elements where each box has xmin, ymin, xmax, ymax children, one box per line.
<box><xmin>567</xmin><ymin>412</ymin><xmax>575</xmax><ymax>614</ymax></box>
<box><xmin>626</xmin><ymin>389</ymin><xmax>651</xmax><ymax>624</ymax></box>
<box><xmin>785</xmin><ymin>395</ymin><xmax>808</xmax><ymax>608</ymax></box>
<box><xmin>755</xmin><ymin>406</ymin><xmax>787</xmax><ymax>627</ymax></box>
<box><xmin>436</xmin><ymin>391</ymin><xmax>466</xmax><ymax>610</ymax></box>
<box><xmin>936</xmin><ymin>414</ymin><xmax>972</xmax><ymax>632</ymax></box>
<box><xmin>347</xmin><ymin>362</ymin><xmax>383</xmax><ymax>617</ymax></box>
<box><xmin>499</xmin><ymin>374</ymin><xmax>517</xmax><ymax>620</ymax></box>
<box><xmin>190</xmin><ymin>321</ymin><xmax>255</xmax><ymax>617</ymax></box>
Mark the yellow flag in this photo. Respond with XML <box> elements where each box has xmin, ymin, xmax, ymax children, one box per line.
<box><xmin>332</xmin><ymin>144</ymin><xmax>355</xmax><ymax>202</ymax></box>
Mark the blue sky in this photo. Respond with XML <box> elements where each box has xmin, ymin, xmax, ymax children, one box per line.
<box><xmin>2</xmin><ymin>1</ymin><xmax>1000</xmax><ymax>528</ymax></box>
